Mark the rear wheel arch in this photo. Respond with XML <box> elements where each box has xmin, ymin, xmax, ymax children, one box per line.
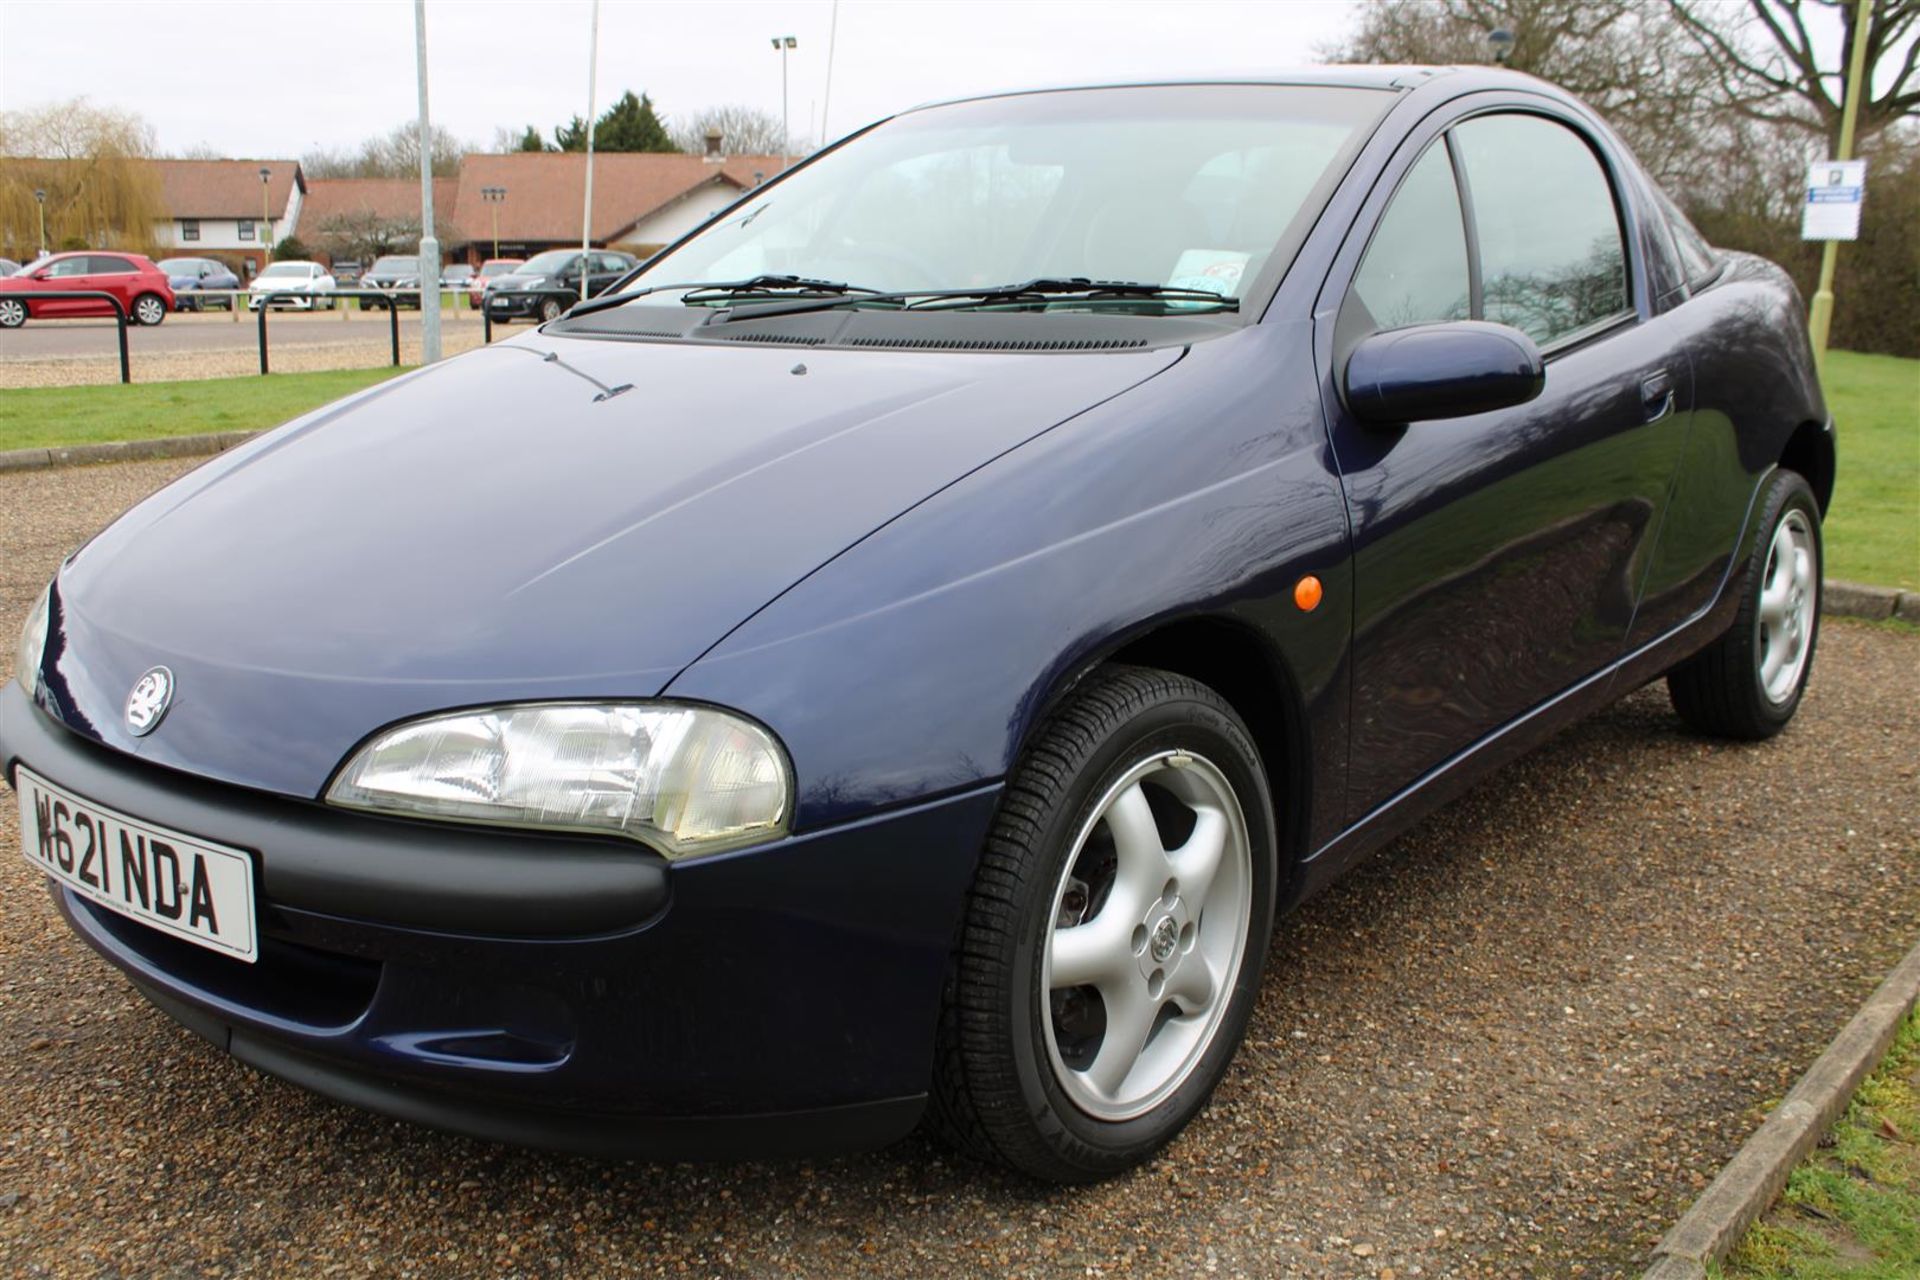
<box><xmin>1779</xmin><ymin>420</ymin><xmax>1834</xmax><ymax>514</ymax></box>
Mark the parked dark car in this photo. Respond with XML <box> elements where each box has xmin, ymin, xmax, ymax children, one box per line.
<box><xmin>3</xmin><ymin>68</ymin><xmax>1832</xmax><ymax>1182</ymax></box>
<box><xmin>485</xmin><ymin>249</ymin><xmax>637</xmax><ymax>323</ymax></box>
<box><xmin>0</xmin><ymin>251</ymin><xmax>174</xmax><ymax>327</ymax></box>
<box><xmin>359</xmin><ymin>254</ymin><xmax>423</xmax><ymax>310</ymax></box>
<box><xmin>331</xmin><ymin>260</ymin><xmax>364</xmax><ymax>286</ymax></box>
<box><xmin>157</xmin><ymin>257</ymin><xmax>241</xmax><ymax>311</ymax></box>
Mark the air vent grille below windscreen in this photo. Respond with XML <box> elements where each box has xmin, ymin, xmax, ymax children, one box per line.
<box><xmin>844</xmin><ymin>336</ymin><xmax>1149</xmax><ymax>352</ymax></box>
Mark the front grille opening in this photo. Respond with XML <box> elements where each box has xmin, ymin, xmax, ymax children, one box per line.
<box><xmin>75</xmin><ymin>894</ymin><xmax>380</xmax><ymax>1032</ymax></box>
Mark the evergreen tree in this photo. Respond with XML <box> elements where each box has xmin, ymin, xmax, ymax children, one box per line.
<box><xmin>592</xmin><ymin>92</ymin><xmax>679</xmax><ymax>153</ymax></box>
<box><xmin>515</xmin><ymin>125</ymin><xmax>547</xmax><ymax>153</ymax></box>
<box><xmin>553</xmin><ymin>115</ymin><xmax>589</xmax><ymax>153</ymax></box>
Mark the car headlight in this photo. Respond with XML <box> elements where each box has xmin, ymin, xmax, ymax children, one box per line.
<box><xmin>14</xmin><ymin>581</ymin><xmax>51</xmax><ymax>700</ymax></box>
<box><xmin>327</xmin><ymin>702</ymin><xmax>791</xmax><ymax>859</ymax></box>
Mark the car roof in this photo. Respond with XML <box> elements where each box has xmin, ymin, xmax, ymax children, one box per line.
<box><xmin>901</xmin><ymin>65</ymin><xmax>1568</xmax><ymax>115</ymax></box>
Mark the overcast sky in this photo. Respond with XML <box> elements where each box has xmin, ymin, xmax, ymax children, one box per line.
<box><xmin>0</xmin><ymin>0</ymin><xmax>1361</xmax><ymax>158</ymax></box>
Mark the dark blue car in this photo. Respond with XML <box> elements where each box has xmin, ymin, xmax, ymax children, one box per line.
<box><xmin>3</xmin><ymin>67</ymin><xmax>1830</xmax><ymax>1182</ymax></box>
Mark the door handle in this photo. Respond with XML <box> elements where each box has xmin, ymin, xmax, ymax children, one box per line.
<box><xmin>1641</xmin><ymin>369</ymin><xmax>1675</xmax><ymax>422</ymax></box>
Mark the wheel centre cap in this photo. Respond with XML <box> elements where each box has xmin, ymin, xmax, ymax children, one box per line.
<box><xmin>1148</xmin><ymin>916</ymin><xmax>1179</xmax><ymax>964</ymax></box>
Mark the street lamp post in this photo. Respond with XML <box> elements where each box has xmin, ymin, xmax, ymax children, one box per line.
<box><xmin>482</xmin><ymin>186</ymin><xmax>506</xmax><ymax>259</ymax></box>
<box><xmin>1486</xmin><ymin>28</ymin><xmax>1515</xmax><ymax>63</ymax></box>
<box><xmin>258</xmin><ymin>167</ymin><xmax>272</xmax><ymax>254</ymax></box>
<box><xmin>770</xmin><ymin>35</ymin><xmax>797</xmax><ymax>166</ymax></box>
<box><xmin>33</xmin><ymin>189</ymin><xmax>47</xmax><ymax>259</ymax></box>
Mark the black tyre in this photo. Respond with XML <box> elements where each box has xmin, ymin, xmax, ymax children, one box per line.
<box><xmin>539</xmin><ymin>296</ymin><xmax>565</xmax><ymax>323</ymax></box>
<box><xmin>1668</xmin><ymin>468</ymin><xmax>1822</xmax><ymax>739</ymax></box>
<box><xmin>132</xmin><ymin>293</ymin><xmax>168</xmax><ymax>326</ymax></box>
<box><xmin>0</xmin><ymin>297</ymin><xmax>27</xmax><ymax>329</ymax></box>
<box><xmin>930</xmin><ymin>665</ymin><xmax>1277</xmax><ymax>1182</ymax></box>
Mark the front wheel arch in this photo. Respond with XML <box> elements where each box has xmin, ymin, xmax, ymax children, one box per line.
<box><xmin>1021</xmin><ymin>615</ymin><xmax>1311</xmax><ymax>907</ymax></box>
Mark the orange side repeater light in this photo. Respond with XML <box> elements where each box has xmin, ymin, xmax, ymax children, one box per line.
<box><xmin>1294</xmin><ymin>574</ymin><xmax>1323</xmax><ymax>612</ymax></box>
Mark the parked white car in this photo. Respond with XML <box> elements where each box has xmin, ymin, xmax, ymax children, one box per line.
<box><xmin>248</xmin><ymin>261</ymin><xmax>337</xmax><ymax>311</ymax></box>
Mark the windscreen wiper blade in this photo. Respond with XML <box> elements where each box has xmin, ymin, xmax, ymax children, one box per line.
<box><xmin>718</xmin><ymin>277</ymin><xmax>1237</xmax><ymax>322</ymax></box>
<box><xmin>559</xmin><ymin>275</ymin><xmax>879</xmax><ymax>322</ymax></box>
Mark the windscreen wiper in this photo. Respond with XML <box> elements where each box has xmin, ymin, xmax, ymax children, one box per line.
<box><xmin>717</xmin><ymin>277</ymin><xmax>1237</xmax><ymax>322</ymax></box>
<box><xmin>559</xmin><ymin>275</ymin><xmax>880</xmax><ymax>322</ymax></box>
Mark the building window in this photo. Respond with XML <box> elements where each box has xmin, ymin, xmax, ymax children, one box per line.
<box><xmin>238</xmin><ymin>220</ymin><xmax>255</xmax><ymax>242</ymax></box>
<box><xmin>180</xmin><ymin>219</ymin><xmax>201</xmax><ymax>242</ymax></box>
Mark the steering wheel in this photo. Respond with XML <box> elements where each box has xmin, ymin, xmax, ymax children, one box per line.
<box><xmin>825</xmin><ymin>236</ymin><xmax>945</xmax><ymax>292</ymax></box>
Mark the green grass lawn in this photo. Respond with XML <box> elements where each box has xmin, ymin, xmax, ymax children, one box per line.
<box><xmin>0</xmin><ymin>352</ymin><xmax>1912</xmax><ymax>589</ymax></box>
<box><xmin>1713</xmin><ymin>1011</ymin><xmax>1920</xmax><ymax>1280</ymax></box>
<box><xmin>0</xmin><ymin>368</ymin><xmax>402</xmax><ymax>452</ymax></box>
<box><xmin>1824</xmin><ymin>350</ymin><xmax>1920</xmax><ymax>591</ymax></box>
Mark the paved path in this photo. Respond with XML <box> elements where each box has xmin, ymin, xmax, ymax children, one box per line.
<box><xmin>0</xmin><ymin>458</ymin><xmax>1915</xmax><ymax>1279</ymax></box>
<box><xmin>0</xmin><ymin>307</ymin><xmax>492</xmax><ymax>361</ymax></box>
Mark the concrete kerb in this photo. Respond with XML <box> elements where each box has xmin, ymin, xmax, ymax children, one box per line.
<box><xmin>1</xmin><ymin>431</ymin><xmax>1916</xmax><ymax>625</ymax></box>
<box><xmin>1640</xmin><ymin>933</ymin><xmax>1920</xmax><ymax>1280</ymax></box>
<box><xmin>0</xmin><ymin>429</ymin><xmax>260</xmax><ymax>474</ymax></box>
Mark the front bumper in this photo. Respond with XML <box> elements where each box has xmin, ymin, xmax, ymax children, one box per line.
<box><xmin>1</xmin><ymin>682</ymin><xmax>999</xmax><ymax>1158</ymax></box>
<box><xmin>486</xmin><ymin>291</ymin><xmax>555</xmax><ymax>318</ymax></box>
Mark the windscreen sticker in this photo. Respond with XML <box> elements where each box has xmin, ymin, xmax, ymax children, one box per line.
<box><xmin>1168</xmin><ymin>250</ymin><xmax>1251</xmax><ymax>297</ymax></box>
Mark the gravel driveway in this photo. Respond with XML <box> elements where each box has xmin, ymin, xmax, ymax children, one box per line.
<box><xmin>1</xmin><ymin>459</ymin><xmax>1915</xmax><ymax>1279</ymax></box>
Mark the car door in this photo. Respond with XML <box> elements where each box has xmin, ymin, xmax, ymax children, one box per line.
<box><xmin>588</xmin><ymin>253</ymin><xmax>628</xmax><ymax>297</ymax></box>
<box><xmin>29</xmin><ymin>255</ymin><xmax>98</xmax><ymax>317</ymax></box>
<box><xmin>1320</xmin><ymin>107</ymin><xmax>1693</xmax><ymax>819</ymax></box>
<box><xmin>88</xmin><ymin>255</ymin><xmax>141</xmax><ymax>316</ymax></box>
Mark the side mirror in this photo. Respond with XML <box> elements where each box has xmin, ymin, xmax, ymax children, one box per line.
<box><xmin>1343</xmin><ymin>321</ymin><xmax>1545</xmax><ymax>426</ymax></box>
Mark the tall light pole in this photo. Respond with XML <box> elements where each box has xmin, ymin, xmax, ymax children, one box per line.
<box><xmin>33</xmin><ymin>189</ymin><xmax>46</xmax><ymax>259</ymax></box>
<box><xmin>258</xmin><ymin>167</ymin><xmax>272</xmax><ymax>255</ymax></box>
<box><xmin>482</xmin><ymin>186</ymin><xmax>506</xmax><ymax>259</ymax></box>
<box><xmin>821</xmin><ymin>1</ymin><xmax>838</xmax><ymax>143</ymax></box>
<box><xmin>579</xmin><ymin>0</ymin><xmax>600</xmax><ymax>306</ymax></box>
<box><xmin>771</xmin><ymin>35</ymin><xmax>797</xmax><ymax>166</ymax></box>
<box><xmin>414</xmin><ymin>0</ymin><xmax>442</xmax><ymax>364</ymax></box>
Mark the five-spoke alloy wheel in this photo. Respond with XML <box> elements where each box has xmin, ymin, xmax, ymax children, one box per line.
<box><xmin>932</xmin><ymin>666</ymin><xmax>1275</xmax><ymax>1182</ymax></box>
<box><xmin>1042</xmin><ymin>750</ymin><xmax>1251</xmax><ymax>1121</ymax></box>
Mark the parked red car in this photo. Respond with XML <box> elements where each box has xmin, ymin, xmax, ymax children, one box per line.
<box><xmin>468</xmin><ymin>257</ymin><xmax>525</xmax><ymax>309</ymax></box>
<box><xmin>0</xmin><ymin>252</ymin><xmax>175</xmax><ymax>328</ymax></box>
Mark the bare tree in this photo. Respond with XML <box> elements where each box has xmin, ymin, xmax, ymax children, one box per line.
<box><xmin>1324</xmin><ymin>0</ymin><xmax>1713</xmax><ymax>185</ymax></box>
<box><xmin>668</xmin><ymin>104</ymin><xmax>801</xmax><ymax>155</ymax></box>
<box><xmin>1669</xmin><ymin>0</ymin><xmax>1920</xmax><ymax>150</ymax></box>
<box><xmin>0</xmin><ymin>98</ymin><xmax>166</xmax><ymax>258</ymax></box>
<box><xmin>302</xmin><ymin>122</ymin><xmax>468</xmax><ymax>179</ymax></box>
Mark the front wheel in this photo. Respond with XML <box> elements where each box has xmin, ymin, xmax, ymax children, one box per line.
<box><xmin>0</xmin><ymin>297</ymin><xmax>26</xmax><ymax>328</ymax></box>
<box><xmin>930</xmin><ymin>666</ymin><xmax>1276</xmax><ymax>1182</ymax></box>
<box><xmin>1667</xmin><ymin>468</ymin><xmax>1822</xmax><ymax>738</ymax></box>
<box><xmin>538</xmin><ymin>297</ymin><xmax>565</xmax><ymax>323</ymax></box>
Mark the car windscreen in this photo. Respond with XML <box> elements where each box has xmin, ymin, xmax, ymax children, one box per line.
<box><xmin>625</xmin><ymin>84</ymin><xmax>1389</xmax><ymax>314</ymax></box>
<box><xmin>369</xmin><ymin>257</ymin><xmax>417</xmax><ymax>274</ymax></box>
<box><xmin>157</xmin><ymin>259</ymin><xmax>204</xmax><ymax>274</ymax></box>
<box><xmin>259</xmin><ymin>263</ymin><xmax>309</xmax><ymax>278</ymax></box>
<box><xmin>520</xmin><ymin>251</ymin><xmax>578</xmax><ymax>275</ymax></box>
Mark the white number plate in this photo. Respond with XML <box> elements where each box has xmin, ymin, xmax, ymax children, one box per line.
<box><xmin>16</xmin><ymin>765</ymin><xmax>257</xmax><ymax>962</ymax></box>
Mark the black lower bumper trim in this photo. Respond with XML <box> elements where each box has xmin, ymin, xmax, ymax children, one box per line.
<box><xmin>135</xmin><ymin>980</ymin><xmax>927</xmax><ymax>1160</ymax></box>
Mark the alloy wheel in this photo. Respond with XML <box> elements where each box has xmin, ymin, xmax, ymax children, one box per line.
<box><xmin>1042</xmin><ymin>750</ymin><xmax>1252</xmax><ymax>1121</ymax></box>
<box><xmin>1755</xmin><ymin>508</ymin><xmax>1817</xmax><ymax>704</ymax></box>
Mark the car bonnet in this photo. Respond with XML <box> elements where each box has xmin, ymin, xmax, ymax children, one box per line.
<box><xmin>41</xmin><ymin>331</ymin><xmax>1182</xmax><ymax>796</ymax></box>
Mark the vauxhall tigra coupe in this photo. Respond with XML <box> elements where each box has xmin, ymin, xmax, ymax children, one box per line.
<box><xmin>3</xmin><ymin>67</ymin><xmax>1830</xmax><ymax>1183</ymax></box>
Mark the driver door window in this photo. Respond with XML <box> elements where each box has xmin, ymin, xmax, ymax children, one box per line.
<box><xmin>1336</xmin><ymin>141</ymin><xmax>1470</xmax><ymax>346</ymax></box>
